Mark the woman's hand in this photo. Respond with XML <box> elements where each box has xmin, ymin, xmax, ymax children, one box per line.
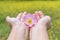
<box><xmin>6</xmin><ymin>12</ymin><xmax>29</xmax><ymax>40</ymax></box>
<box><xmin>32</xmin><ymin>11</ymin><xmax>51</xmax><ymax>30</ymax></box>
<box><xmin>30</xmin><ymin>11</ymin><xmax>51</xmax><ymax>40</ymax></box>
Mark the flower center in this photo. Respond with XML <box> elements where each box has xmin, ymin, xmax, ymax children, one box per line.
<box><xmin>27</xmin><ymin>18</ymin><xmax>32</xmax><ymax>24</ymax></box>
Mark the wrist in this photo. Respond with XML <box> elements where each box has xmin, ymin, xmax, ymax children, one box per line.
<box><xmin>41</xmin><ymin>25</ymin><xmax>47</xmax><ymax>29</ymax></box>
<box><xmin>12</xmin><ymin>25</ymin><xmax>26</xmax><ymax>32</ymax></box>
<box><xmin>8</xmin><ymin>26</ymin><xmax>26</xmax><ymax>40</ymax></box>
<box><xmin>37</xmin><ymin>24</ymin><xmax>47</xmax><ymax>30</ymax></box>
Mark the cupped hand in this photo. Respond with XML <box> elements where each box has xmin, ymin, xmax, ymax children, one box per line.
<box><xmin>6</xmin><ymin>12</ymin><xmax>29</xmax><ymax>40</ymax></box>
<box><xmin>6</xmin><ymin>12</ymin><xmax>27</xmax><ymax>28</ymax></box>
<box><xmin>30</xmin><ymin>11</ymin><xmax>51</xmax><ymax>40</ymax></box>
<box><xmin>33</xmin><ymin>11</ymin><xmax>51</xmax><ymax>30</ymax></box>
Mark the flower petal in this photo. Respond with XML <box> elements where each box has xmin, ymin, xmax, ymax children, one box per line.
<box><xmin>23</xmin><ymin>13</ymin><xmax>37</xmax><ymax>27</ymax></box>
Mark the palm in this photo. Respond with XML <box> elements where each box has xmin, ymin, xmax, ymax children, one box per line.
<box><xmin>6</xmin><ymin>12</ymin><xmax>27</xmax><ymax>28</ymax></box>
<box><xmin>31</xmin><ymin>11</ymin><xmax>51</xmax><ymax>30</ymax></box>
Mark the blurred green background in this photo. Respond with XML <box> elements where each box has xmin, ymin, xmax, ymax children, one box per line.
<box><xmin>0</xmin><ymin>1</ymin><xmax>60</xmax><ymax>40</ymax></box>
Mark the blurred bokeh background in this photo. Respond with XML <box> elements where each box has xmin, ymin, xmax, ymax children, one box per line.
<box><xmin>0</xmin><ymin>0</ymin><xmax>60</xmax><ymax>40</ymax></box>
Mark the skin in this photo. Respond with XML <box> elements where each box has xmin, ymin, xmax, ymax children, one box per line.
<box><xmin>6</xmin><ymin>12</ymin><xmax>29</xmax><ymax>40</ymax></box>
<box><xmin>6</xmin><ymin>11</ymin><xmax>51</xmax><ymax>40</ymax></box>
<box><xmin>30</xmin><ymin>11</ymin><xmax>51</xmax><ymax>40</ymax></box>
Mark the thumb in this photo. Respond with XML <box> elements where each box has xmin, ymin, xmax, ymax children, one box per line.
<box><xmin>6</xmin><ymin>16</ymin><xmax>12</xmax><ymax>23</ymax></box>
<box><xmin>6</xmin><ymin>16</ymin><xmax>16</xmax><ymax>24</ymax></box>
<box><xmin>38</xmin><ymin>16</ymin><xmax>51</xmax><ymax>25</ymax></box>
<box><xmin>6</xmin><ymin>16</ymin><xmax>13</xmax><ymax>28</ymax></box>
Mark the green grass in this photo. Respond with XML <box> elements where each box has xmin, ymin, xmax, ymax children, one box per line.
<box><xmin>0</xmin><ymin>1</ymin><xmax>60</xmax><ymax>40</ymax></box>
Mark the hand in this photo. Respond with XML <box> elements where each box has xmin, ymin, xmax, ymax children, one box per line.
<box><xmin>30</xmin><ymin>11</ymin><xmax>51</xmax><ymax>40</ymax></box>
<box><xmin>6</xmin><ymin>12</ymin><xmax>28</xmax><ymax>40</ymax></box>
<box><xmin>33</xmin><ymin>11</ymin><xmax>51</xmax><ymax>30</ymax></box>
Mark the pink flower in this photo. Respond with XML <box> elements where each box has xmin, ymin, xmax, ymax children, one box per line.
<box><xmin>23</xmin><ymin>14</ymin><xmax>37</xmax><ymax>27</ymax></box>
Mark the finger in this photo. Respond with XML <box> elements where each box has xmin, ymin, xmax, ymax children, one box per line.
<box><xmin>35</xmin><ymin>11</ymin><xmax>40</xmax><ymax>20</ymax></box>
<box><xmin>40</xmin><ymin>16</ymin><xmax>51</xmax><ymax>30</ymax></box>
<box><xmin>22</xmin><ymin>12</ymin><xmax>27</xmax><ymax>17</ymax></box>
<box><xmin>16</xmin><ymin>12</ymin><xmax>23</xmax><ymax>20</ymax></box>
<box><xmin>21</xmin><ymin>12</ymin><xmax>27</xmax><ymax>21</ymax></box>
<box><xmin>38</xmin><ymin>16</ymin><xmax>51</xmax><ymax>25</ymax></box>
<box><xmin>6</xmin><ymin>16</ymin><xmax>16</xmax><ymax>24</ymax></box>
<box><xmin>6</xmin><ymin>16</ymin><xmax>13</xmax><ymax>28</ymax></box>
<box><xmin>38</xmin><ymin>11</ymin><xmax>44</xmax><ymax>18</ymax></box>
<box><xmin>6</xmin><ymin>16</ymin><xmax>12</xmax><ymax>23</ymax></box>
<box><xmin>35</xmin><ymin>11</ymin><xmax>44</xmax><ymax>18</ymax></box>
